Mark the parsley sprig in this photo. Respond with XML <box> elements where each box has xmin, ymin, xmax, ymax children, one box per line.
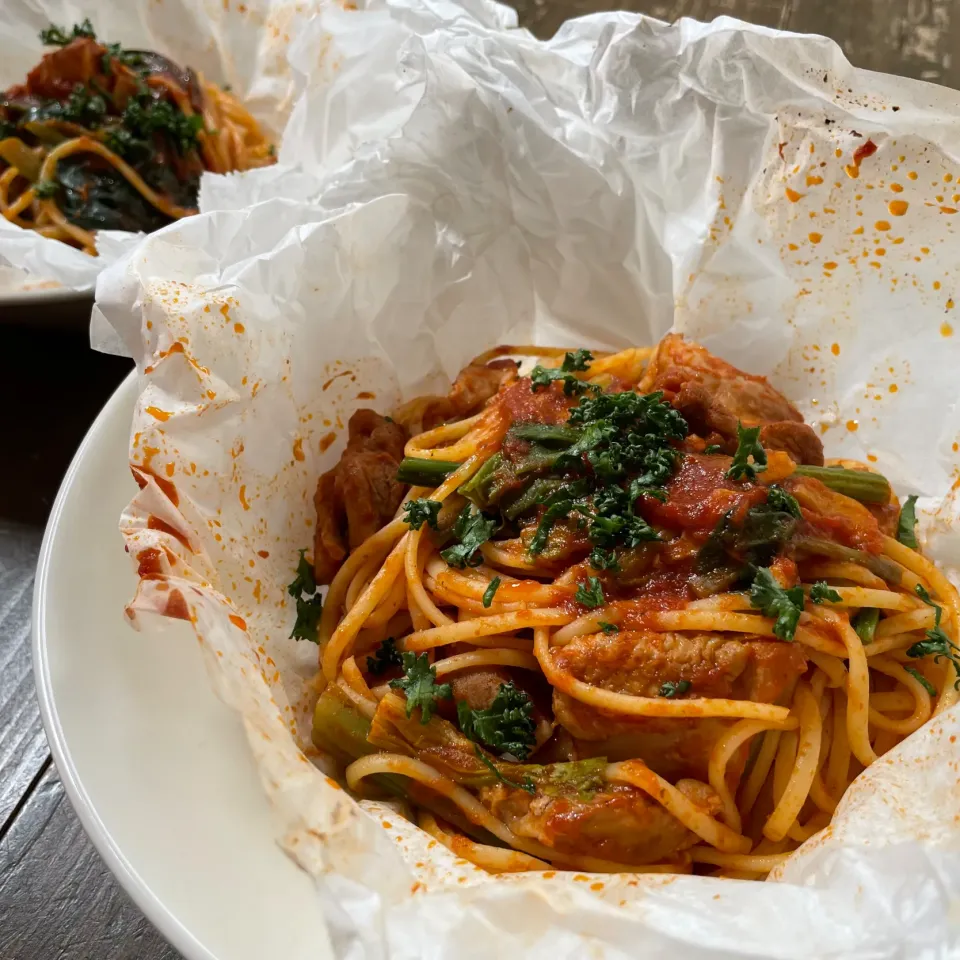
<box><xmin>403</xmin><ymin>498</ymin><xmax>441</xmax><ymax>531</ymax></box>
<box><xmin>440</xmin><ymin>505</ymin><xmax>499</xmax><ymax>568</ymax></box>
<box><xmin>575</xmin><ymin>576</ymin><xmax>605</xmax><ymax>609</ymax></box>
<box><xmin>659</xmin><ymin>680</ymin><xmax>691</xmax><ymax>698</ymax></box>
<box><xmin>748</xmin><ymin>566</ymin><xmax>804</xmax><ymax>641</ymax></box>
<box><xmin>287</xmin><ymin>549</ymin><xmax>323</xmax><ymax>642</ymax></box>
<box><xmin>389</xmin><ymin>652</ymin><xmax>452</xmax><ymax>723</ymax></box>
<box><xmin>366</xmin><ymin>637</ymin><xmax>402</xmax><ymax>676</ymax></box>
<box><xmin>457</xmin><ymin>682</ymin><xmax>536</xmax><ymax>759</ymax></box>
<box><xmin>39</xmin><ymin>19</ymin><xmax>96</xmax><ymax>46</ymax></box>
<box><xmin>897</xmin><ymin>495</ymin><xmax>919</xmax><ymax>549</ymax></box>
<box><xmin>907</xmin><ymin>584</ymin><xmax>960</xmax><ymax>689</ymax></box>
<box><xmin>529</xmin><ymin>350</ymin><xmax>596</xmax><ymax>396</ymax></box>
<box><xmin>726</xmin><ymin>423</ymin><xmax>767</xmax><ymax>481</ymax></box>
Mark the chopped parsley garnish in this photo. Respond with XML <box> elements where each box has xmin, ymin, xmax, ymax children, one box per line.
<box><xmin>810</xmin><ymin>581</ymin><xmax>841</xmax><ymax>604</ymax></box>
<box><xmin>704</xmin><ymin>444</ymin><xmax>724</xmax><ymax>454</ymax></box>
<box><xmin>481</xmin><ymin>576</ymin><xmax>501</xmax><ymax>608</ymax></box>
<box><xmin>726</xmin><ymin>423</ymin><xmax>767</xmax><ymax>482</ymax></box>
<box><xmin>852</xmin><ymin>607</ymin><xmax>879</xmax><ymax>644</ymax></box>
<box><xmin>366</xmin><ymin>637</ymin><xmax>402</xmax><ymax>676</ymax></box>
<box><xmin>598</xmin><ymin>621</ymin><xmax>619</xmax><ymax>634</ymax></box>
<box><xmin>440</xmin><ymin>505</ymin><xmax>499</xmax><ymax>568</ymax></box>
<box><xmin>457</xmin><ymin>681</ymin><xmax>536</xmax><ymax>759</ymax></box>
<box><xmin>102</xmin><ymin>42</ymin><xmax>145</xmax><ymax>74</ymax></box>
<box><xmin>287</xmin><ymin>549</ymin><xmax>322</xmax><ymax>642</ymax></box>
<box><xmin>118</xmin><ymin>94</ymin><xmax>205</xmax><ymax>155</ymax></box>
<box><xmin>40</xmin><ymin>19</ymin><xmax>96</xmax><ymax>46</ymax></box>
<box><xmin>766</xmin><ymin>485</ymin><xmax>801</xmax><ymax>519</ymax></box>
<box><xmin>562</xmin><ymin>349</ymin><xmax>594</xmax><ymax>371</ymax></box>
<box><xmin>389</xmin><ymin>652</ymin><xmax>452</xmax><ymax>723</ymax></box>
<box><xmin>905</xmin><ymin>667</ymin><xmax>937</xmax><ymax>697</ymax></box>
<box><xmin>575</xmin><ymin>576</ymin><xmax>605</xmax><ymax>609</ymax></box>
<box><xmin>749</xmin><ymin>566</ymin><xmax>804</xmax><ymax>641</ymax></box>
<box><xmin>403</xmin><ymin>498</ymin><xmax>441</xmax><ymax>531</ymax></box>
<box><xmin>529</xmin><ymin>350</ymin><xmax>596</xmax><ymax>396</ymax></box>
<box><xmin>906</xmin><ymin>584</ymin><xmax>960</xmax><ymax>688</ymax></box>
<box><xmin>56</xmin><ymin>84</ymin><xmax>108</xmax><ymax>127</ymax></box>
<box><xmin>473</xmin><ymin>745</ymin><xmax>535</xmax><ymax>794</ymax></box>
<box><xmin>897</xmin><ymin>495</ymin><xmax>919</xmax><ymax>549</ymax></box>
<box><xmin>659</xmin><ymin>680</ymin><xmax>691</xmax><ymax>698</ymax></box>
<box><xmin>588</xmin><ymin>546</ymin><xmax>620</xmax><ymax>571</ymax></box>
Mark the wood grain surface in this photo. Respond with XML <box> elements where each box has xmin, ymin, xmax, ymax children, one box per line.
<box><xmin>2</xmin><ymin>2</ymin><xmax>957</xmax><ymax>958</ymax></box>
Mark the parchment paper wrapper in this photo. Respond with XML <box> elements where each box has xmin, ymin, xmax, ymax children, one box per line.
<box><xmin>0</xmin><ymin>0</ymin><xmax>325</xmax><ymax>292</ymax></box>
<box><xmin>93</xmin><ymin>2</ymin><xmax>960</xmax><ymax>956</ymax></box>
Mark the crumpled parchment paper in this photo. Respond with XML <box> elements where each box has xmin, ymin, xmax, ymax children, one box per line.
<box><xmin>93</xmin><ymin>2</ymin><xmax>960</xmax><ymax>957</ymax></box>
<box><xmin>0</xmin><ymin>0</ymin><xmax>325</xmax><ymax>292</ymax></box>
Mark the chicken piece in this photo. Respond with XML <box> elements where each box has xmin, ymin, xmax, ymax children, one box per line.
<box><xmin>313</xmin><ymin>410</ymin><xmax>408</xmax><ymax>584</ymax></box>
<box><xmin>551</xmin><ymin>630</ymin><xmax>807</xmax><ymax>779</ymax></box>
<box><xmin>786</xmin><ymin>475</ymin><xmax>884</xmax><ymax>553</ymax></box>
<box><xmin>481</xmin><ymin>776</ymin><xmax>720</xmax><ymax>865</ymax></box>
<box><xmin>393</xmin><ymin>358</ymin><xmax>518</xmax><ymax>435</ymax></box>
<box><xmin>25</xmin><ymin>38</ymin><xmax>105</xmax><ymax>101</ymax></box>
<box><xmin>646</xmin><ymin>334</ymin><xmax>824</xmax><ymax>466</ymax></box>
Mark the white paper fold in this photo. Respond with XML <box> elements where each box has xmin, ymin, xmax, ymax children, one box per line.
<box><xmin>94</xmin><ymin>2</ymin><xmax>960</xmax><ymax>956</ymax></box>
<box><xmin>0</xmin><ymin>0</ymin><xmax>325</xmax><ymax>292</ymax></box>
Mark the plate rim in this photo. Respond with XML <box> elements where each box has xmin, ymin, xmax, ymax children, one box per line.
<box><xmin>31</xmin><ymin>368</ymin><xmax>217</xmax><ymax>960</ymax></box>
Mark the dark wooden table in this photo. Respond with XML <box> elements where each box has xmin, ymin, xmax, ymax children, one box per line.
<box><xmin>1</xmin><ymin>2</ymin><xmax>956</xmax><ymax>957</ymax></box>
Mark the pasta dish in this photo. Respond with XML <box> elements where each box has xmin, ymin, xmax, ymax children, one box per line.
<box><xmin>0</xmin><ymin>19</ymin><xmax>275</xmax><ymax>254</ymax></box>
<box><xmin>297</xmin><ymin>334</ymin><xmax>959</xmax><ymax>877</ymax></box>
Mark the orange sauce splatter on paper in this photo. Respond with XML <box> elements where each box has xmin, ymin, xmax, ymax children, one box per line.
<box><xmin>942</xmin><ymin>322</ymin><xmax>954</xmax><ymax>337</ymax></box>
<box><xmin>785</xmin><ymin>188</ymin><xmax>804</xmax><ymax>202</ymax></box>
<box><xmin>809</xmin><ymin>232</ymin><xmax>823</xmax><ymax>244</ymax></box>
<box><xmin>875</xmin><ymin>220</ymin><xmax>891</xmax><ymax>232</ymax></box>
<box><xmin>146</xmin><ymin>406</ymin><xmax>171</xmax><ymax>422</ymax></box>
<box><xmin>890</xmin><ymin>183</ymin><xmax>903</xmax><ymax>193</ymax></box>
<box><xmin>831</xmin><ymin>343</ymin><xmax>841</xmax><ymax>356</ymax></box>
<box><xmin>824</xmin><ymin>261</ymin><xmax>838</xmax><ymax>270</ymax></box>
<box><xmin>889</xmin><ymin>384</ymin><xmax>898</xmax><ymax>393</ymax></box>
<box><xmin>147</xmin><ymin>516</ymin><xmax>192</xmax><ymax>551</ymax></box>
<box><xmin>229</xmin><ymin>614</ymin><xmax>248</xmax><ymax>631</ymax></box>
<box><xmin>888</xmin><ymin>199</ymin><xmax>909</xmax><ymax>216</ymax></box>
<box><xmin>934</xmin><ymin>281</ymin><xmax>942</xmax><ymax>291</ymax></box>
<box><xmin>239</xmin><ymin>485</ymin><xmax>250</xmax><ymax>510</ymax></box>
<box><xmin>806</xmin><ymin>175</ymin><xmax>823</xmax><ymax>187</ymax></box>
<box><xmin>234</xmin><ymin>322</ymin><xmax>245</xmax><ymax>334</ymax></box>
<box><xmin>941</xmin><ymin>206</ymin><xmax>958</xmax><ymax>215</ymax></box>
<box><xmin>293</xmin><ymin>437</ymin><xmax>305</xmax><ymax>462</ymax></box>
<box><xmin>846</xmin><ymin>420</ymin><xmax>859</xmax><ymax>432</ymax></box>
<box><xmin>319</xmin><ymin>431</ymin><xmax>337</xmax><ymax>453</ymax></box>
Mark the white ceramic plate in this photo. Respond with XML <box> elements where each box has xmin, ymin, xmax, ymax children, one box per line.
<box><xmin>32</xmin><ymin>371</ymin><xmax>333</xmax><ymax>960</ymax></box>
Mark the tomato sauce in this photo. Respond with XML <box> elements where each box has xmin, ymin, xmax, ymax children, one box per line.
<box><xmin>498</xmin><ymin>378</ymin><xmax>576</xmax><ymax>426</ymax></box>
<box><xmin>643</xmin><ymin>454</ymin><xmax>766</xmax><ymax>537</ymax></box>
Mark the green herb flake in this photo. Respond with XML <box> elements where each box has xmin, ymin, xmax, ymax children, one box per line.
<box><xmin>403</xmin><ymin>498</ymin><xmax>442</xmax><ymax>531</ymax></box>
<box><xmin>726</xmin><ymin>422</ymin><xmax>767</xmax><ymax>482</ymax></box>
<box><xmin>40</xmin><ymin>19</ymin><xmax>96</xmax><ymax>46</ymax></box>
<box><xmin>457</xmin><ymin>682</ymin><xmax>536</xmax><ymax>759</ymax></box>
<box><xmin>575</xmin><ymin>576</ymin><xmax>605</xmax><ymax>609</ymax></box>
<box><xmin>440</xmin><ymin>505</ymin><xmax>499</xmax><ymax>568</ymax></box>
<box><xmin>659</xmin><ymin>680</ymin><xmax>692</xmax><ymax>698</ymax></box>
<box><xmin>473</xmin><ymin>745</ymin><xmax>535</xmax><ymax>794</ymax></box>
<box><xmin>598</xmin><ymin>621</ymin><xmax>619</xmax><ymax>634</ymax></box>
<box><xmin>907</xmin><ymin>584</ymin><xmax>960</xmax><ymax>689</ymax></box>
<box><xmin>33</xmin><ymin>180</ymin><xmax>58</xmax><ymax>199</ymax></box>
<box><xmin>749</xmin><ymin>566</ymin><xmax>804</xmax><ymax>641</ymax></box>
<box><xmin>766</xmin><ymin>484</ymin><xmax>802</xmax><ymax>519</ymax></box>
<box><xmin>366</xmin><ymin>637</ymin><xmax>402</xmax><ymax>676</ymax></box>
<box><xmin>287</xmin><ymin>548</ymin><xmax>322</xmax><ymax>642</ymax></box>
<box><xmin>897</xmin><ymin>495</ymin><xmax>919</xmax><ymax>549</ymax></box>
<box><xmin>481</xmin><ymin>576</ymin><xmax>501</xmax><ymax>609</ymax></box>
<box><xmin>810</xmin><ymin>581</ymin><xmax>842</xmax><ymax>604</ymax></box>
<box><xmin>389</xmin><ymin>652</ymin><xmax>452</xmax><ymax>723</ymax></box>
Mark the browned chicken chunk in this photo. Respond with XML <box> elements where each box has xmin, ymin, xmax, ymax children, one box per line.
<box><xmin>481</xmin><ymin>776</ymin><xmax>720</xmax><ymax>865</ymax></box>
<box><xmin>552</xmin><ymin>630</ymin><xmax>806</xmax><ymax>779</ymax></box>
<box><xmin>393</xmin><ymin>359</ymin><xmax>518</xmax><ymax>434</ymax></box>
<box><xmin>646</xmin><ymin>334</ymin><xmax>824</xmax><ymax>465</ymax></box>
<box><xmin>313</xmin><ymin>410</ymin><xmax>408</xmax><ymax>584</ymax></box>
